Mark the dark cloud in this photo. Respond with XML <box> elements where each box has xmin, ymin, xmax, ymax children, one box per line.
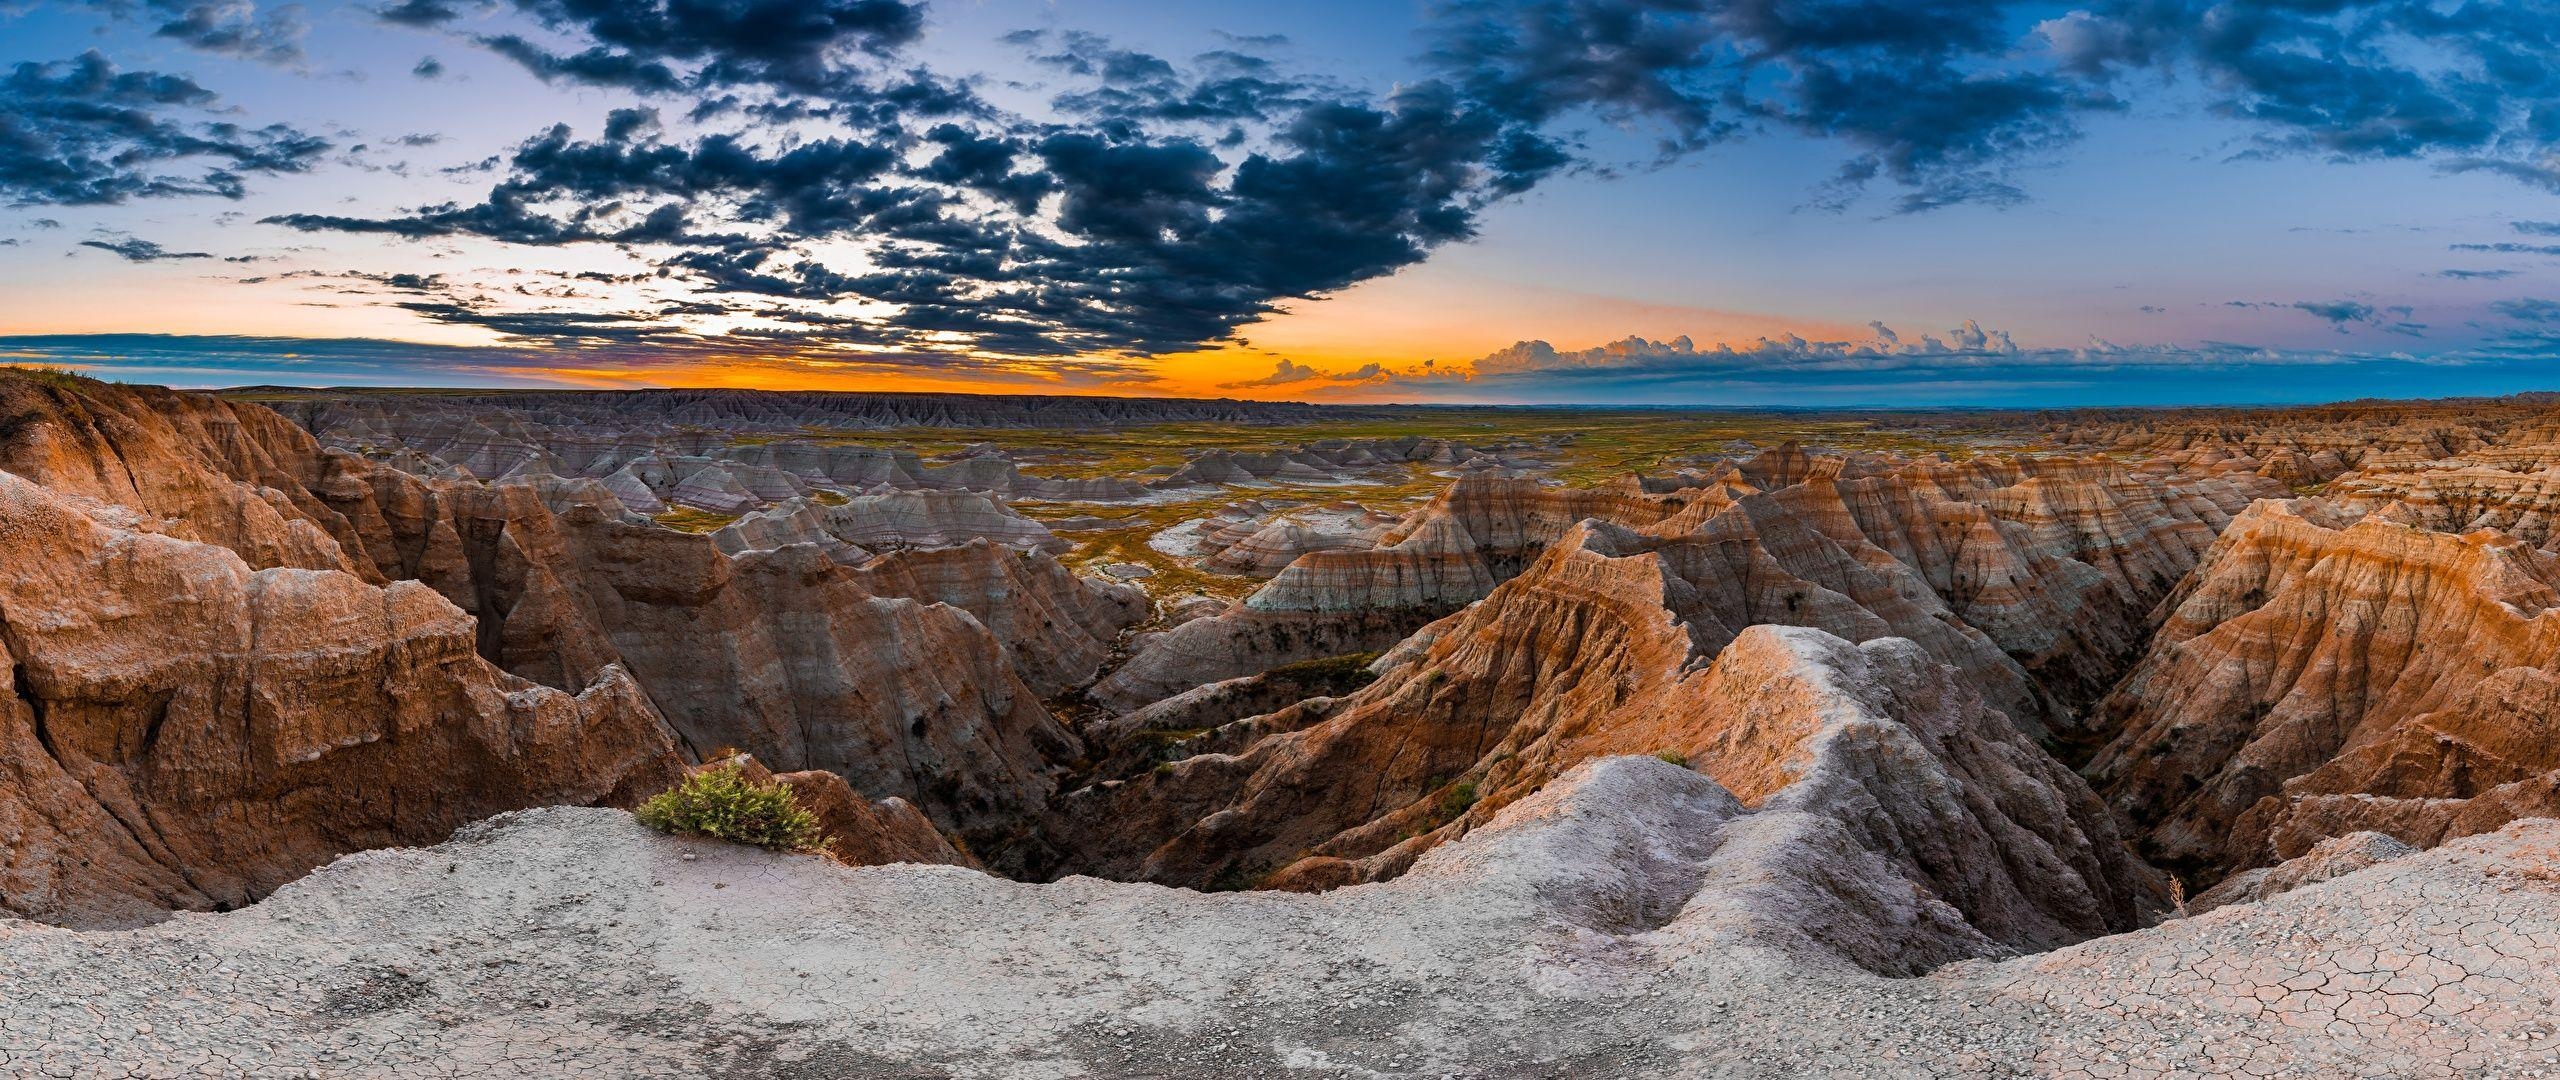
<box><xmin>373</xmin><ymin>0</ymin><xmax>491</xmax><ymax>27</ymax></box>
<box><xmin>2266</xmin><ymin>298</ymin><xmax>2426</xmax><ymax>336</ymax></box>
<box><xmin>70</xmin><ymin>0</ymin><xmax>307</xmax><ymax>63</ymax></box>
<box><xmin>2046</xmin><ymin>1</ymin><xmax>2560</xmax><ymax>179</ymax></box>
<box><xmin>1423</xmin><ymin>0</ymin><xmax>2105</xmax><ymax>211</ymax></box>
<box><xmin>412</xmin><ymin>56</ymin><xmax>446</xmax><ymax>79</ymax></box>
<box><xmin>267</xmin><ymin>56</ymin><xmax>1532</xmax><ymax>358</ymax></box>
<box><xmin>2492</xmin><ymin>298</ymin><xmax>2560</xmax><ymax>322</ymax></box>
<box><xmin>2515</xmin><ymin>221</ymin><xmax>2560</xmax><ymax>236</ymax></box>
<box><xmin>0</xmin><ymin>51</ymin><xmax>330</xmax><ymax>205</ymax></box>
<box><xmin>471</xmin><ymin>0</ymin><xmax>926</xmax><ymax>96</ymax></box>
<box><xmin>1423</xmin><ymin>0</ymin><xmax>2560</xmax><ymax>210</ymax></box>
<box><xmin>2291</xmin><ymin>299</ymin><xmax>2377</xmax><ymax>325</ymax></box>
<box><xmin>2451</xmin><ymin>242</ymin><xmax>2560</xmax><ymax>255</ymax></box>
<box><xmin>241</xmin><ymin>0</ymin><xmax>2560</xmax><ymax>374</ymax></box>
<box><xmin>78</xmin><ymin>237</ymin><xmax>215</xmax><ymax>261</ymax></box>
<box><xmin>151</xmin><ymin>0</ymin><xmax>306</xmax><ymax>63</ymax></box>
<box><xmin>1027</xmin><ymin>31</ymin><xmax>1322</xmax><ymax>126</ymax></box>
<box><xmin>2437</xmin><ymin>268</ymin><xmax>2520</xmax><ymax>279</ymax></box>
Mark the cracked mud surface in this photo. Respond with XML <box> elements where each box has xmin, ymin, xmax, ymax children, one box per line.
<box><xmin>6</xmin><ymin>784</ymin><xmax>2559</xmax><ymax>1079</ymax></box>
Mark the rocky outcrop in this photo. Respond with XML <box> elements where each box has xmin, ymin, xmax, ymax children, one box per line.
<box><xmin>0</xmin><ymin>471</ymin><xmax>683</xmax><ymax>928</ymax></box>
<box><xmin>1097</xmin><ymin>454</ymin><xmax>2274</xmax><ymax>716</ymax></box>
<box><xmin>0</xmin><ymin>376</ymin><xmax>1119</xmax><ymax>876</ymax></box>
<box><xmin>1057</xmin><ymin>574</ymin><xmax>2160</xmax><ymax>959</ymax></box>
<box><xmin>1150</xmin><ymin>500</ymin><xmax>1400</xmax><ymax>579</ymax></box>
<box><xmin>532</xmin><ymin>512</ymin><xmax>1081</xmax><ymax>842</ymax></box>
<box><xmin>818</xmin><ymin>488</ymin><xmax>1068</xmax><ymax>554</ymax></box>
<box><xmin>2187</xmin><ymin>830</ymin><xmax>2414</xmax><ymax>915</ymax></box>
<box><xmin>2089</xmin><ymin>499</ymin><xmax>2560</xmax><ymax>882</ymax></box>
<box><xmin>845</xmin><ymin>539</ymin><xmax>1147</xmax><ymax>697</ymax></box>
<box><xmin>2329</xmin><ymin>463</ymin><xmax>2560</xmax><ymax>550</ymax></box>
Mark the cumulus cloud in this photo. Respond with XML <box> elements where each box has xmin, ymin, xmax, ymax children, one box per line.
<box><xmin>1219</xmin><ymin>359</ymin><xmax>1393</xmax><ymax>389</ymax></box>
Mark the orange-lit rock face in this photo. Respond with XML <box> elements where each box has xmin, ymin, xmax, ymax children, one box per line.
<box><xmin>0</xmin><ymin>469</ymin><xmax>684</xmax><ymax>928</ymax></box>
<box><xmin>0</xmin><ymin>378</ymin><xmax>1151</xmax><ymax>922</ymax></box>
<box><xmin>2089</xmin><ymin>499</ymin><xmax>2560</xmax><ymax>881</ymax></box>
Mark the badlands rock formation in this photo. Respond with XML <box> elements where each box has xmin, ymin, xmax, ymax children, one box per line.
<box><xmin>1096</xmin><ymin>450</ymin><xmax>2276</xmax><ymax>716</ymax></box>
<box><xmin>15</xmin><ymin>376</ymin><xmax>2560</xmax><ymax>1076</ymax></box>
<box><xmin>0</xmin><ymin>375</ymin><xmax>1145</xmax><ymax>921</ymax></box>
<box><xmin>2091</xmin><ymin>498</ymin><xmax>2560</xmax><ymax>882</ymax></box>
<box><xmin>0</xmin><ymin>471</ymin><xmax>683</xmax><ymax>928</ymax></box>
<box><xmin>1152</xmin><ymin>499</ymin><xmax>1402</xmax><ymax>578</ymax></box>
<box><xmin>1064</xmin><ymin>601</ymin><xmax>2160</xmax><ymax>956</ymax></box>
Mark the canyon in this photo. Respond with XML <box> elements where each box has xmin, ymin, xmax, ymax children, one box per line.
<box><xmin>5</xmin><ymin>375</ymin><xmax>2560</xmax><ymax>1077</ymax></box>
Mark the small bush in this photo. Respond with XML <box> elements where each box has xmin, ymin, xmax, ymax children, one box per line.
<box><xmin>1653</xmin><ymin>750</ymin><xmax>1690</xmax><ymax>768</ymax></box>
<box><xmin>636</xmin><ymin>765</ymin><xmax>824</xmax><ymax>852</ymax></box>
<box><xmin>1437</xmin><ymin>779</ymin><xmax>1478</xmax><ymax>819</ymax></box>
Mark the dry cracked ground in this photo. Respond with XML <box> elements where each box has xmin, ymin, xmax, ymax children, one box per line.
<box><xmin>8</xmin><ymin>378</ymin><xmax>2560</xmax><ymax>1078</ymax></box>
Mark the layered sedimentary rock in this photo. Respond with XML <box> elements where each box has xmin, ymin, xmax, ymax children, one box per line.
<box><xmin>2089</xmin><ymin>499</ymin><xmax>2560</xmax><ymax>881</ymax></box>
<box><xmin>819</xmin><ymin>488</ymin><xmax>1069</xmax><ymax>553</ymax></box>
<box><xmin>1089</xmin><ymin>476</ymin><xmax>1692</xmax><ymax>708</ymax></box>
<box><xmin>521</xmin><ymin>509</ymin><xmax>1084</xmax><ymax>840</ymax></box>
<box><xmin>1057</xmin><ymin>543</ymin><xmax>2160</xmax><ymax>960</ymax></box>
<box><xmin>1098</xmin><ymin>451</ymin><xmax>2273</xmax><ymax>717</ymax></box>
<box><xmin>1150</xmin><ymin>500</ymin><xmax>1400</xmax><ymax>578</ymax></box>
<box><xmin>0</xmin><ymin>376</ymin><xmax>1130</xmax><ymax>895</ymax></box>
<box><xmin>706</xmin><ymin>487</ymin><xmax>1076</xmax><ymax>561</ymax></box>
<box><xmin>2329</xmin><ymin>463</ymin><xmax>2560</xmax><ymax>550</ymax></box>
<box><xmin>0</xmin><ymin>470</ymin><xmax>683</xmax><ymax>928</ymax></box>
<box><xmin>846</xmin><ymin>539</ymin><xmax>1147</xmax><ymax>697</ymax></box>
<box><xmin>2187</xmin><ymin>830</ymin><xmax>2413</xmax><ymax>915</ymax></box>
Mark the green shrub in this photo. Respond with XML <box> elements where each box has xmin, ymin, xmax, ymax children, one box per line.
<box><xmin>636</xmin><ymin>765</ymin><xmax>824</xmax><ymax>852</ymax></box>
<box><xmin>1653</xmin><ymin>750</ymin><xmax>1690</xmax><ymax>768</ymax></box>
<box><xmin>1437</xmin><ymin>779</ymin><xmax>1478</xmax><ymax>819</ymax></box>
<box><xmin>1264</xmin><ymin>651</ymin><xmax>1383</xmax><ymax>695</ymax></box>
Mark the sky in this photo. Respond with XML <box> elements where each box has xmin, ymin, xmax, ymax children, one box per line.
<box><xmin>5</xmin><ymin>0</ymin><xmax>2560</xmax><ymax>406</ymax></box>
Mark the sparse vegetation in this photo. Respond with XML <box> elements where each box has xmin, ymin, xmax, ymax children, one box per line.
<box><xmin>635</xmin><ymin>765</ymin><xmax>825</xmax><ymax>853</ymax></box>
<box><xmin>653</xmin><ymin>506</ymin><xmax>742</xmax><ymax>533</ymax></box>
<box><xmin>1437</xmin><ymin>779</ymin><xmax>1478</xmax><ymax>819</ymax></box>
<box><xmin>1</xmin><ymin>364</ymin><xmax>87</xmax><ymax>391</ymax></box>
<box><xmin>1654</xmin><ymin>750</ymin><xmax>1690</xmax><ymax>768</ymax></box>
<box><xmin>1264</xmin><ymin>651</ymin><xmax>1382</xmax><ymax>695</ymax></box>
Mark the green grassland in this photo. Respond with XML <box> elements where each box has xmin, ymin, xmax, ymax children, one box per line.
<box><xmin>794</xmin><ymin>411</ymin><xmax>2014</xmax><ymax>485</ymax></box>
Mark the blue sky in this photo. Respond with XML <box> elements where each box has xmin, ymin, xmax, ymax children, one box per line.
<box><xmin>5</xmin><ymin>0</ymin><xmax>2560</xmax><ymax>405</ymax></box>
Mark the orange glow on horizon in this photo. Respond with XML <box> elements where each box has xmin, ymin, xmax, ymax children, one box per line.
<box><xmin>5</xmin><ymin>252</ymin><xmax>1868</xmax><ymax>400</ymax></box>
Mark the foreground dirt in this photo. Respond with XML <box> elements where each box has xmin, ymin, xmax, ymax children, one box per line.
<box><xmin>4</xmin><ymin>774</ymin><xmax>2557</xmax><ymax>1079</ymax></box>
